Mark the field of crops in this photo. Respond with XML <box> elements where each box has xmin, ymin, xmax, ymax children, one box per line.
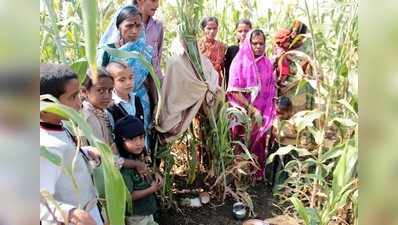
<box><xmin>40</xmin><ymin>0</ymin><xmax>358</xmax><ymax>224</ymax></box>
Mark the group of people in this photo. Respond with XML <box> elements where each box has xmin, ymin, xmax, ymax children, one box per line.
<box><xmin>40</xmin><ymin>0</ymin><xmax>312</xmax><ymax>224</ymax></box>
<box><xmin>197</xmin><ymin>16</ymin><xmax>310</xmax><ymax>180</ymax></box>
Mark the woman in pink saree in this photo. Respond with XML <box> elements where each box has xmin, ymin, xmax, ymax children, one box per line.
<box><xmin>227</xmin><ymin>29</ymin><xmax>277</xmax><ymax>180</ymax></box>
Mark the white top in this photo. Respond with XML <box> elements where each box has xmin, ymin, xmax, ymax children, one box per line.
<box><xmin>40</xmin><ymin>126</ymin><xmax>103</xmax><ymax>225</ymax></box>
<box><xmin>112</xmin><ymin>90</ymin><xmax>136</xmax><ymax>117</ymax></box>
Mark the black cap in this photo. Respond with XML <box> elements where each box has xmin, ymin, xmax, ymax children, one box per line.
<box><xmin>114</xmin><ymin>115</ymin><xmax>145</xmax><ymax>139</ymax></box>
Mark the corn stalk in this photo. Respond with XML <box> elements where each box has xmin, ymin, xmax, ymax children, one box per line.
<box><xmin>40</xmin><ymin>100</ymin><xmax>131</xmax><ymax>225</ymax></box>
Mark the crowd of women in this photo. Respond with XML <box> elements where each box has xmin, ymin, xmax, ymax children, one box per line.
<box><xmin>40</xmin><ymin>0</ymin><xmax>313</xmax><ymax>224</ymax></box>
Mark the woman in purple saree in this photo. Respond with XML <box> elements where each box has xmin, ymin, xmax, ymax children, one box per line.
<box><xmin>227</xmin><ymin>29</ymin><xmax>277</xmax><ymax>179</ymax></box>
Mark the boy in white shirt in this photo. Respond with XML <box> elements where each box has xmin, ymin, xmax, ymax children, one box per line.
<box><xmin>40</xmin><ymin>63</ymin><xmax>103</xmax><ymax>225</ymax></box>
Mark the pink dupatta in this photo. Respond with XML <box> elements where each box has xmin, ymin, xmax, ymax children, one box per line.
<box><xmin>226</xmin><ymin>30</ymin><xmax>276</xmax><ymax>176</ymax></box>
<box><xmin>227</xmin><ymin>30</ymin><xmax>276</xmax><ymax>135</ymax></box>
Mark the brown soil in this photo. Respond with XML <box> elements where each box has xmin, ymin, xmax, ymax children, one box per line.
<box><xmin>156</xmin><ymin>182</ymin><xmax>277</xmax><ymax>225</ymax></box>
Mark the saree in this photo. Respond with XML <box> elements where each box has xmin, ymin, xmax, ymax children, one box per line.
<box><xmin>227</xmin><ymin>30</ymin><xmax>277</xmax><ymax>177</ymax></box>
<box><xmin>198</xmin><ymin>37</ymin><xmax>226</xmax><ymax>86</ymax></box>
<box><xmin>99</xmin><ymin>4</ymin><xmax>164</xmax><ymax>80</ymax></box>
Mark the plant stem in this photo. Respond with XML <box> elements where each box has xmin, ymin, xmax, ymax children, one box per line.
<box><xmin>44</xmin><ymin>0</ymin><xmax>67</xmax><ymax>64</ymax></box>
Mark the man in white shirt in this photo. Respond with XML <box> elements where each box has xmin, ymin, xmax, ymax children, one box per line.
<box><xmin>40</xmin><ymin>64</ymin><xmax>103</xmax><ymax>225</ymax></box>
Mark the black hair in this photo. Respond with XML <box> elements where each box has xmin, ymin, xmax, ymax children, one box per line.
<box><xmin>115</xmin><ymin>133</ymin><xmax>131</xmax><ymax>159</ymax></box>
<box><xmin>235</xmin><ymin>18</ymin><xmax>252</xmax><ymax>29</ymax></box>
<box><xmin>114</xmin><ymin>115</ymin><xmax>145</xmax><ymax>159</ymax></box>
<box><xmin>278</xmin><ymin>96</ymin><xmax>293</xmax><ymax>111</ymax></box>
<box><xmin>116</xmin><ymin>5</ymin><xmax>142</xmax><ymax>29</ymax></box>
<box><xmin>115</xmin><ymin>134</ymin><xmax>145</xmax><ymax>159</ymax></box>
<box><xmin>132</xmin><ymin>0</ymin><xmax>138</xmax><ymax>5</ymax></box>
<box><xmin>250</xmin><ymin>29</ymin><xmax>266</xmax><ymax>41</ymax></box>
<box><xmin>83</xmin><ymin>67</ymin><xmax>114</xmax><ymax>90</ymax></box>
<box><xmin>200</xmin><ymin>16</ymin><xmax>218</xmax><ymax>30</ymax></box>
<box><xmin>40</xmin><ymin>64</ymin><xmax>78</xmax><ymax>99</ymax></box>
<box><xmin>297</xmin><ymin>23</ymin><xmax>308</xmax><ymax>35</ymax></box>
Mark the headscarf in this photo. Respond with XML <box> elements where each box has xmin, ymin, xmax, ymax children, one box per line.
<box><xmin>275</xmin><ymin>20</ymin><xmax>308</xmax><ymax>50</ymax></box>
<box><xmin>106</xmin><ymin>5</ymin><xmax>153</xmax><ymax>130</ymax></box>
<box><xmin>99</xmin><ymin>4</ymin><xmax>133</xmax><ymax>45</ymax></box>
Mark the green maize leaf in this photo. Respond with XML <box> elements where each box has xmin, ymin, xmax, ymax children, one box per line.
<box><xmin>40</xmin><ymin>101</ymin><xmax>129</xmax><ymax>225</ymax></box>
<box><xmin>332</xmin><ymin>145</ymin><xmax>351</xmax><ymax>197</ymax></box>
<box><xmin>43</xmin><ymin>0</ymin><xmax>67</xmax><ymax>64</ymax></box>
<box><xmin>337</xmin><ymin>99</ymin><xmax>358</xmax><ymax>117</ymax></box>
<box><xmin>319</xmin><ymin>148</ymin><xmax>343</xmax><ymax>163</ymax></box>
<box><xmin>41</xmin><ymin>101</ymin><xmax>97</xmax><ymax>145</ymax></box>
<box><xmin>40</xmin><ymin>145</ymin><xmax>80</xmax><ymax>193</ymax></box>
<box><xmin>266</xmin><ymin>145</ymin><xmax>311</xmax><ymax>165</ymax></box>
<box><xmin>290</xmin><ymin>197</ymin><xmax>310</xmax><ymax>225</ymax></box>
<box><xmin>231</xmin><ymin>141</ymin><xmax>257</xmax><ymax>166</ymax></box>
<box><xmin>308</xmin><ymin>127</ymin><xmax>324</xmax><ymax>145</ymax></box>
<box><xmin>100</xmin><ymin>45</ymin><xmax>161</xmax><ymax>93</ymax></box>
<box><xmin>80</xmin><ymin>0</ymin><xmax>98</xmax><ymax>79</ymax></box>
<box><xmin>284</xmin><ymin>159</ymin><xmax>299</xmax><ymax>171</ymax></box>
<box><xmin>40</xmin><ymin>146</ymin><xmax>62</xmax><ymax>166</ymax></box>
<box><xmin>329</xmin><ymin>117</ymin><xmax>357</xmax><ymax>127</ymax></box>
<box><xmin>70</xmin><ymin>58</ymin><xmax>89</xmax><ymax>84</ymax></box>
<box><xmin>292</xmin><ymin>110</ymin><xmax>324</xmax><ymax>133</ymax></box>
<box><xmin>96</xmin><ymin>142</ymin><xmax>129</xmax><ymax>225</ymax></box>
<box><xmin>305</xmin><ymin>207</ymin><xmax>321</xmax><ymax>225</ymax></box>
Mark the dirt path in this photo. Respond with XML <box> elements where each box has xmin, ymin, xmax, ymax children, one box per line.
<box><xmin>157</xmin><ymin>183</ymin><xmax>277</xmax><ymax>225</ymax></box>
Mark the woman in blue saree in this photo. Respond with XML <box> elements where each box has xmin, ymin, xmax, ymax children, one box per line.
<box><xmin>99</xmin><ymin>5</ymin><xmax>154</xmax><ymax>150</ymax></box>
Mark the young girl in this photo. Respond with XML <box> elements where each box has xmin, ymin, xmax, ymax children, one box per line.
<box><xmin>266</xmin><ymin>96</ymin><xmax>297</xmax><ymax>186</ymax></box>
<box><xmin>81</xmin><ymin>68</ymin><xmax>117</xmax><ymax>154</ymax></box>
<box><xmin>224</xmin><ymin>19</ymin><xmax>252</xmax><ymax>87</ymax></box>
<box><xmin>114</xmin><ymin>115</ymin><xmax>163</xmax><ymax>225</ymax></box>
<box><xmin>198</xmin><ymin>16</ymin><xmax>226</xmax><ymax>87</ymax></box>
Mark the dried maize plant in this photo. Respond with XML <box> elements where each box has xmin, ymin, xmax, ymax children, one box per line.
<box><xmin>265</xmin><ymin>1</ymin><xmax>358</xmax><ymax>224</ymax></box>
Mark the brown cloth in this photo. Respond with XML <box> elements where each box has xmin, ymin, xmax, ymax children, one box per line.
<box><xmin>154</xmin><ymin>43</ymin><xmax>220</xmax><ymax>144</ymax></box>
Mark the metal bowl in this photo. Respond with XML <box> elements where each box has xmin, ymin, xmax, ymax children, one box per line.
<box><xmin>232</xmin><ymin>202</ymin><xmax>247</xmax><ymax>220</ymax></box>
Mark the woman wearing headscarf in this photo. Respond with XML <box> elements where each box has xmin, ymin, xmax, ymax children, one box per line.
<box><xmin>273</xmin><ymin>20</ymin><xmax>315</xmax><ymax>112</ymax></box>
<box><xmin>227</xmin><ymin>29</ymin><xmax>277</xmax><ymax>180</ymax></box>
<box><xmin>99</xmin><ymin>0</ymin><xmax>164</xmax><ymax>81</ymax></box>
<box><xmin>99</xmin><ymin>5</ymin><xmax>154</xmax><ymax>151</ymax></box>
<box><xmin>273</xmin><ymin>20</ymin><xmax>311</xmax><ymax>86</ymax></box>
<box><xmin>224</xmin><ymin>19</ymin><xmax>252</xmax><ymax>88</ymax></box>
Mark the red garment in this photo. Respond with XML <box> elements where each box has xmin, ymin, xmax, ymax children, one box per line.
<box><xmin>198</xmin><ymin>37</ymin><xmax>226</xmax><ymax>84</ymax></box>
<box><xmin>275</xmin><ymin>28</ymin><xmax>291</xmax><ymax>49</ymax></box>
<box><xmin>274</xmin><ymin>21</ymin><xmax>307</xmax><ymax>78</ymax></box>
